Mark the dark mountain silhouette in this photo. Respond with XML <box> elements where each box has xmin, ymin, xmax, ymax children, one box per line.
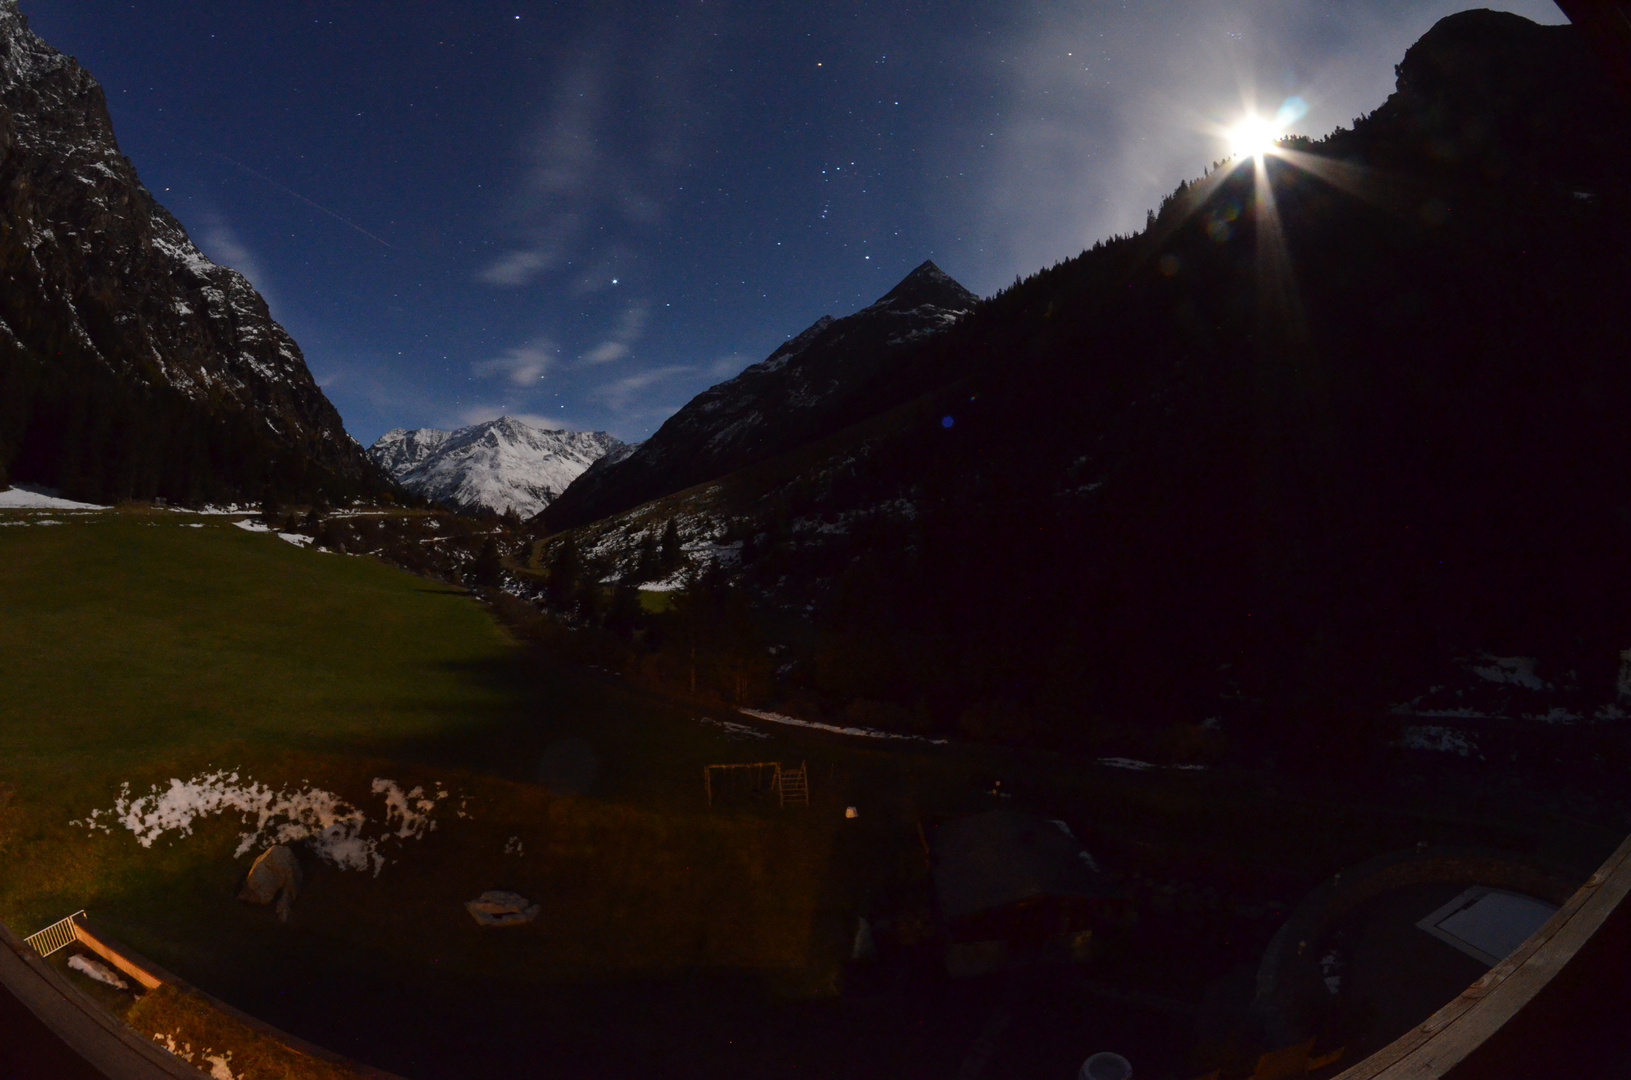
<box><xmin>541</xmin><ymin>260</ymin><xmax>976</xmax><ymax>531</ymax></box>
<box><xmin>0</xmin><ymin>1</ymin><xmax>378</xmax><ymax>504</ymax></box>
<box><xmin>536</xmin><ymin>11</ymin><xmax>1631</xmax><ymax>758</ymax></box>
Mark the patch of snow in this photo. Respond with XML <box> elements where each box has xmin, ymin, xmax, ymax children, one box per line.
<box><xmin>232</xmin><ymin>519</ymin><xmax>270</xmax><ymax>533</ymax></box>
<box><xmin>1320</xmin><ymin>950</ymin><xmax>1342</xmax><ymax>996</ymax></box>
<box><xmin>640</xmin><ymin>572</ymin><xmax>691</xmax><ymax>592</ymax></box>
<box><xmin>0</xmin><ymin>486</ymin><xmax>108</xmax><ymax>510</ymax></box>
<box><xmin>1096</xmin><ymin>757</ymin><xmax>1207</xmax><ymax>772</ymax></box>
<box><xmin>80</xmin><ymin>771</ymin><xmax>453</xmax><ymax>877</ymax></box>
<box><xmin>1401</xmin><ymin>726</ymin><xmax>1476</xmax><ymax>756</ymax></box>
<box><xmin>276</xmin><ymin>532</ymin><xmax>312</xmax><ymax>547</ymax></box>
<box><xmin>1467</xmin><ymin>655</ymin><xmax>1547</xmax><ymax>691</ymax></box>
<box><xmin>1525</xmin><ymin>707</ymin><xmax>1583</xmax><ymax>725</ymax></box>
<box><xmin>700</xmin><ymin>716</ymin><xmax>772</xmax><ymax>740</ymax></box>
<box><xmin>737</xmin><ymin>708</ymin><xmax>948</xmax><ymax>745</ymax></box>
<box><xmin>67</xmin><ymin>954</ymin><xmax>129</xmax><ymax>990</ymax></box>
<box><xmin>372</xmin><ymin>778</ymin><xmax>439</xmax><ymax>839</ymax></box>
<box><xmin>1049</xmin><ymin>818</ymin><xmax>1103</xmax><ymax>869</ymax></box>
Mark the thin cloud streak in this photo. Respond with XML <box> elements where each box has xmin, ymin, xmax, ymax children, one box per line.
<box><xmin>194</xmin><ymin>209</ymin><xmax>277</xmax><ymax>309</ymax></box>
<box><xmin>473</xmin><ymin>339</ymin><xmax>557</xmax><ymax>386</ymax></box>
<box><xmin>595</xmin><ymin>364</ymin><xmax>694</xmax><ymax>413</ymax></box>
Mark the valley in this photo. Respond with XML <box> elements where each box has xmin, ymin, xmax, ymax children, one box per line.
<box><xmin>3</xmin><ymin>2</ymin><xmax>1631</xmax><ymax>1078</ymax></box>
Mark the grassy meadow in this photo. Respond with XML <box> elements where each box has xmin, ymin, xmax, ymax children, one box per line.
<box><xmin>3</xmin><ymin>507</ymin><xmax>1621</xmax><ymax>1079</ymax></box>
<box><xmin>0</xmin><ymin>511</ymin><xmax>891</xmax><ymax>1036</ymax></box>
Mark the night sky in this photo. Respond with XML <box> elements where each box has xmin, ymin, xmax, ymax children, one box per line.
<box><xmin>24</xmin><ymin>1</ymin><xmax>1564</xmax><ymax>445</ymax></box>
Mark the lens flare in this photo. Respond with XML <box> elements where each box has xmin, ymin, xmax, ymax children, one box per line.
<box><xmin>1226</xmin><ymin>114</ymin><xmax>1281</xmax><ymax>160</ymax></box>
<box><xmin>1224</xmin><ymin>98</ymin><xmax>1306</xmax><ymax>162</ymax></box>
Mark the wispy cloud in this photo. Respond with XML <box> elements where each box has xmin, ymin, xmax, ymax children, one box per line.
<box><xmin>581</xmin><ymin>341</ymin><xmax>630</xmax><ymax>366</ymax></box>
<box><xmin>476</xmin><ymin>10</ymin><xmax>720</xmax><ymax>294</ymax></box>
<box><xmin>708</xmin><ymin>354</ymin><xmax>748</xmax><ymax>379</ymax></box>
<box><xmin>578</xmin><ymin>300</ymin><xmax>649</xmax><ymax>365</ymax></box>
<box><xmin>194</xmin><ymin>209</ymin><xmax>276</xmax><ymax>307</ymax></box>
<box><xmin>473</xmin><ymin>338</ymin><xmax>557</xmax><ymax>386</ymax></box>
<box><xmin>478</xmin><ymin>49</ymin><xmax>621</xmax><ymax>290</ymax></box>
<box><xmin>594</xmin><ymin>364</ymin><xmax>693</xmax><ymax>413</ymax></box>
<box><xmin>477</xmin><ymin>249</ymin><xmax>558</xmax><ymax>287</ymax></box>
<box><xmin>456</xmin><ymin>405</ymin><xmax>576</xmax><ymax>432</ymax></box>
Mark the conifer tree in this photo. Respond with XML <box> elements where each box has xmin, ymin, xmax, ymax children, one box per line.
<box><xmin>660</xmin><ymin>517</ymin><xmax>682</xmax><ymax>571</ymax></box>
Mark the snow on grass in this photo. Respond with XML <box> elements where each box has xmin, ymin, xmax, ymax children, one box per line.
<box><xmin>372</xmin><ymin>778</ymin><xmax>445</xmax><ymax>839</ymax></box>
<box><xmin>276</xmin><ymin>532</ymin><xmax>313</xmax><ymax>547</ymax></box>
<box><xmin>151</xmin><ymin>1033</ymin><xmax>238</xmax><ymax>1080</ymax></box>
<box><xmin>77</xmin><ymin>772</ymin><xmax>454</xmax><ymax>876</ymax></box>
<box><xmin>1525</xmin><ymin>706</ymin><xmax>1583</xmax><ymax>725</ymax></box>
<box><xmin>1401</xmin><ymin>726</ymin><xmax>1477</xmax><ymax>756</ymax></box>
<box><xmin>1391</xmin><ymin>705</ymin><xmax>1488</xmax><ymax>719</ymax></box>
<box><xmin>232</xmin><ymin>520</ymin><xmax>270</xmax><ymax>533</ymax></box>
<box><xmin>1095</xmin><ymin>757</ymin><xmax>1207</xmax><ymax>772</ymax></box>
<box><xmin>1467</xmin><ymin>655</ymin><xmax>1548</xmax><ymax>691</ymax></box>
<box><xmin>700</xmin><ymin>716</ymin><xmax>771</xmax><ymax>740</ymax></box>
<box><xmin>178</xmin><ymin>504</ymin><xmax>256</xmax><ymax>515</ymax></box>
<box><xmin>639</xmin><ymin>572</ymin><xmax>691</xmax><ymax>593</ymax></box>
<box><xmin>737</xmin><ymin>708</ymin><xmax>948</xmax><ymax>745</ymax></box>
<box><xmin>0</xmin><ymin>485</ymin><xmax>109</xmax><ymax>510</ymax></box>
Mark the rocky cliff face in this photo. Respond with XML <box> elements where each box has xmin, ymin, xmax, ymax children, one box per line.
<box><xmin>370</xmin><ymin>417</ymin><xmax>623</xmax><ymax>518</ymax></box>
<box><xmin>0</xmin><ymin>1</ymin><xmax>375</xmax><ymax>503</ymax></box>
<box><xmin>541</xmin><ymin>260</ymin><xmax>977</xmax><ymax>530</ymax></box>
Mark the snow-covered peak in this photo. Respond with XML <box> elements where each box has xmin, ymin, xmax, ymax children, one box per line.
<box><xmin>369</xmin><ymin>427</ymin><xmax>451</xmax><ymax>476</ymax></box>
<box><xmin>369</xmin><ymin>418</ymin><xmax>623</xmax><ymax>518</ymax></box>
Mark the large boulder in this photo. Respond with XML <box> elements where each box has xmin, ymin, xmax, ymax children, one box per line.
<box><xmin>238</xmin><ymin>844</ymin><xmax>302</xmax><ymax>921</ymax></box>
<box><xmin>465</xmin><ymin>891</ymin><xmax>540</xmax><ymax>927</ymax></box>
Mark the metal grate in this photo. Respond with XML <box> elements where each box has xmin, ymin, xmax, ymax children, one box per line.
<box><xmin>23</xmin><ymin>910</ymin><xmax>86</xmax><ymax>957</ymax></box>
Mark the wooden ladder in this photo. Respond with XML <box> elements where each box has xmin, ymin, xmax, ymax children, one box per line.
<box><xmin>777</xmin><ymin>762</ymin><xmax>809</xmax><ymax>808</ymax></box>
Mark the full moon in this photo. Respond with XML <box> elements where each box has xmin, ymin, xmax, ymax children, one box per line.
<box><xmin>1226</xmin><ymin>114</ymin><xmax>1281</xmax><ymax>160</ymax></box>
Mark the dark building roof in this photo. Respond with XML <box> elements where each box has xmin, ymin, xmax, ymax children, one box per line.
<box><xmin>930</xmin><ymin>809</ymin><xmax>1114</xmax><ymax>924</ymax></box>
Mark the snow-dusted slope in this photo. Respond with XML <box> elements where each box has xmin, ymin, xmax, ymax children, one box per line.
<box><xmin>543</xmin><ymin>260</ymin><xmax>977</xmax><ymax>530</ymax></box>
<box><xmin>370</xmin><ymin>418</ymin><xmax>623</xmax><ymax>518</ymax></box>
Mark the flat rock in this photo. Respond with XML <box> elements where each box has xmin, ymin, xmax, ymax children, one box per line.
<box><xmin>238</xmin><ymin>844</ymin><xmax>302</xmax><ymax>913</ymax></box>
<box><xmin>466</xmin><ymin>890</ymin><xmax>540</xmax><ymax>927</ymax></box>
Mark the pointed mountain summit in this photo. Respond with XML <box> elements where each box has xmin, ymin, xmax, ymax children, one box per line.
<box><xmin>542</xmin><ymin>261</ymin><xmax>978</xmax><ymax>530</ymax></box>
<box><xmin>370</xmin><ymin>417</ymin><xmax>623</xmax><ymax>518</ymax></box>
<box><xmin>0</xmin><ymin>1</ymin><xmax>375</xmax><ymax>504</ymax></box>
<box><xmin>873</xmin><ymin>260</ymin><xmax>978</xmax><ymax>314</ymax></box>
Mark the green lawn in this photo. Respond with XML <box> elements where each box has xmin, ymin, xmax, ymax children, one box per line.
<box><xmin>0</xmin><ymin>512</ymin><xmax>868</xmax><ymax>1012</ymax></box>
